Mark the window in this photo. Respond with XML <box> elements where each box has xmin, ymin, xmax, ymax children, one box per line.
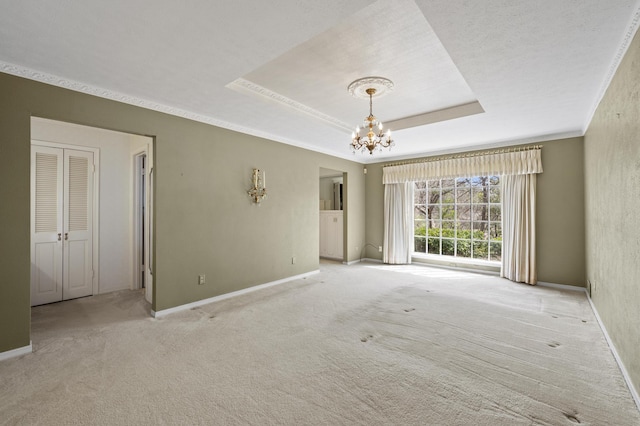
<box><xmin>413</xmin><ymin>176</ymin><xmax>502</xmax><ymax>261</ymax></box>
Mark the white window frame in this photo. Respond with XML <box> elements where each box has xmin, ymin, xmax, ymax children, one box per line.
<box><xmin>413</xmin><ymin>176</ymin><xmax>502</xmax><ymax>263</ymax></box>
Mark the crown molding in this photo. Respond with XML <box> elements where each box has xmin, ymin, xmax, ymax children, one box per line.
<box><xmin>584</xmin><ymin>4</ymin><xmax>640</xmax><ymax>132</ymax></box>
<box><xmin>0</xmin><ymin>60</ymin><xmax>363</xmax><ymax>162</ymax></box>
<box><xmin>227</xmin><ymin>78</ymin><xmax>352</xmax><ymax>132</ymax></box>
<box><xmin>359</xmin><ymin>129</ymin><xmax>584</xmax><ymax>165</ymax></box>
<box><xmin>0</xmin><ymin>61</ymin><xmax>357</xmax><ymax>158</ymax></box>
<box><xmin>0</xmin><ymin>60</ymin><xmax>594</xmax><ymax>167</ymax></box>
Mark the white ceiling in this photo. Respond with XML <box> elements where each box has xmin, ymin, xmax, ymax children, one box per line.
<box><xmin>1</xmin><ymin>0</ymin><xmax>639</xmax><ymax>163</ymax></box>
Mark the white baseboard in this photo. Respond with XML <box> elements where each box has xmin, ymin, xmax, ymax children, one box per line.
<box><xmin>537</xmin><ymin>281</ymin><xmax>587</xmax><ymax>292</ymax></box>
<box><xmin>0</xmin><ymin>342</ymin><xmax>32</xmax><ymax>362</ymax></box>
<box><xmin>151</xmin><ymin>270</ymin><xmax>320</xmax><ymax>318</ymax></box>
<box><xmin>360</xmin><ymin>258</ymin><xmax>383</xmax><ymax>264</ymax></box>
<box><xmin>410</xmin><ymin>260</ymin><xmax>500</xmax><ymax>277</ymax></box>
<box><xmin>343</xmin><ymin>259</ymin><xmax>361</xmax><ymax>265</ymax></box>
<box><xmin>586</xmin><ymin>293</ymin><xmax>640</xmax><ymax>412</ymax></box>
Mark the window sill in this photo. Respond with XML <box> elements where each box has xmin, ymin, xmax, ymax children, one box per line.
<box><xmin>412</xmin><ymin>253</ymin><xmax>500</xmax><ymax>274</ymax></box>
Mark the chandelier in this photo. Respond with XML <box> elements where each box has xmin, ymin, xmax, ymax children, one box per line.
<box><xmin>348</xmin><ymin>77</ymin><xmax>395</xmax><ymax>155</ymax></box>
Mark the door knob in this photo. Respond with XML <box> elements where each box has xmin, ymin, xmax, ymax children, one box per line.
<box><xmin>58</xmin><ymin>233</ymin><xmax>61</xmax><ymax>241</ymax></box>
<box><xmin>64</xmin><ymin>233</ymin><xmax>68</xmax><ymax>240</ymax></box>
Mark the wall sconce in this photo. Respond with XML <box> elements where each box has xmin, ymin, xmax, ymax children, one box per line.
<box><xmin>248</xmin><ymin>168</ymin><xmax>267</xmax><ymax>204</ymax></box>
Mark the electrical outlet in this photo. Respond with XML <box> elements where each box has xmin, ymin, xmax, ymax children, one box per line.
<box><xmin>198</xmin><ymin>274</ymin><xmax>205</xmax><ymax>285</ymax></box>
<box><xmin>378</xmin><ymin>246</ymin><xmax>382</xmax><ymax>252</ymax></box>
<box><xmin>291</xmin><ymin>257</ymin><xmax>296</xmax><ymax>264</ymax></box>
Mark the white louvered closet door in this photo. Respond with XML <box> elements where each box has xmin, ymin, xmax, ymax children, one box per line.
<box><xmin>31</xmin><ymin>146</ymin><xmax>94</xmax><ymax>306</ymax></box>
<box><xmin>31</xmin><ymin>147</ymin><xmax>64</xmax><ymax>306</ymax></box>
<box><xmin>63</xmin><ymin>150</ymin><xmax>94</xmax><ymax>300</ymax></box>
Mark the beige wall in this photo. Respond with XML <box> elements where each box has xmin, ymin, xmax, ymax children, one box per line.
<box><xmin>0</xmin><ymin>72</ymin><xmax>365</xmax><ymax>353</ymax></box>
<box><xmin>584</xmin><ymin>29</ymin><xmax>640</xmax><ymax>396</ymax></box>
<box><xmin>364</xmin><ymin>137</ymin><xmax>586</xmax><ymax>287</ymax></box>
<box><xmin>536</xmin><ymin>137</ymin><xmax>585</xmax><ymax>286</ymax></box>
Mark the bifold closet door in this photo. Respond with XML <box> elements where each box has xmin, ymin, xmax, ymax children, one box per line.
<box><xmin>31</xmin><ymin>146</ymin><xmax>64</xmax><ymax>306</ymax></box>
<box><xmin>31</xmin><ymin>146</ymin><xmax>94</xmax><ymax>306</ymax></box>
<box><xmin>62</xmin><ymin>149</ymin><xmax>94</xmax><ymax>301</ymax></box>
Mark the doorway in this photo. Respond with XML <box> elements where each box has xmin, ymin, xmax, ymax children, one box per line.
<box><xmin>30</xmin><ymin>117</ymin><xmax>154</xmax><ymax>308</ymax></box>
<box><xmin>319</xmin><ymin>167</ymin><xmax>345</xmax><ymax>262</ymax></box>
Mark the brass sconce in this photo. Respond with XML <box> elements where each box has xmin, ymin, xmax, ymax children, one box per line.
<box><xmin>248</xmin><ymin>168</ymin><xmax>267</xmax><ymax>204</ymax></box>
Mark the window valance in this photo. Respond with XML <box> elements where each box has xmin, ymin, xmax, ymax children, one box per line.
<box><xmin>382</xmin><ymin>148</ymin><xmax>542</xmax><ymax>184</ymax></box>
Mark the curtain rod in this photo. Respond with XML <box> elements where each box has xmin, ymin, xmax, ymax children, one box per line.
<box><xmin>383</xmin><ymin>144</ymin><xmax>543</xmax><ymax>168</ymax></box>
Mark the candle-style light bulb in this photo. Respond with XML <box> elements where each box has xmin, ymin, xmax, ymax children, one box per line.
<box><xmin>262</xmin><ymin>170</ymin><xmax>266</xmax><ymax>188</ymax></box>
<box><xmin>378</xmin><ymin>122</ymin><xmax>383</xmax><ymax>130</ymax></box>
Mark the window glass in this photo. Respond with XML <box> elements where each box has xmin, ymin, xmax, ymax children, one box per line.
<box><xmin>413</xmin><ymin>175</ymin><xmax>501</xmax><ymax>261</ymax></box>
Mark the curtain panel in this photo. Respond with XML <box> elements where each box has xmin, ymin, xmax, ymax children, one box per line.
<box><xmin>501</xmin><ymin>174</ymin><xmax>537</xmax><ymax>284</ymax></box>
<box><xmin>382</xmin><ymin>149</ymin><xmax>542</xmax><ymax>184</ymax></box>
<box><xmin>383</xmin><ymin>183</ymin><xmax>414</xmax><ymax>264</ymax></box>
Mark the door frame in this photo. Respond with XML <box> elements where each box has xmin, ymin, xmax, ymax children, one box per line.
<box><xmin>319</xmin><ymin>167</ymin><xmax>347</xmax><ymax>263</ymax></box>
<box><xmin>31</xmin><ymin>139</ymin><xmax>101</xmax><ymax>297</ymax></box>
<box><xmin>133</xmin><ymin>151</ymin><xmax>145</xmax><ymax>290</ymax></box>
<box><xmin>132</xmin><ymin>142</ymin><xmax>153</xmax><ymax>304</ymax></box>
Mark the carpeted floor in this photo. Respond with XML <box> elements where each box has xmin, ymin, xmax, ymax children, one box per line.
<box><xmin>1</xmin><ymin>261</ymin><xmax>639</xmax><ymax>425</ymax></box>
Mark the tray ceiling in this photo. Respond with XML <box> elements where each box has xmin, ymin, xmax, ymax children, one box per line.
<box><xmin>0</xmin><ymin>0</ymin><xmax>639</xmax><ymax>163</ymax></box>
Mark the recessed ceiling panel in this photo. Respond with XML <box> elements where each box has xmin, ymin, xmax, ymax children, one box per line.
<box><xmin>229</xmin><ymin>0</ymin><xmax>479</xmax><ymax>128</ymax></box>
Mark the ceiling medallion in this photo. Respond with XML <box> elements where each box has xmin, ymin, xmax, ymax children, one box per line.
<box><xmin>348</xmin><ymin>77</ymin><xmax>395</xmax><ymax>155</ymax></box>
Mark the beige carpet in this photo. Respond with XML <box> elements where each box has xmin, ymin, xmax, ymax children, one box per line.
<box><xmin>1</xmin><ymin>261</ymin><xmax>639</xmax><ymax>425</ymax></box>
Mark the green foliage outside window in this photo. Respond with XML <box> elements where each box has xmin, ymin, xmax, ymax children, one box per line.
<box><xmin>413</xmin><ymin>176</ymin><xmax>502</xmax><ymax>261</ymax></box>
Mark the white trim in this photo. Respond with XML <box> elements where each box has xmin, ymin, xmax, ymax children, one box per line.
<box><xmin>0</xmin><ymin>342</ymin><xmax>32</xmax><ymax>361</ymax></box>
<box><xmin>536</xmin><ymin>281</ymin><xmax>586</xmax><ymax>292</ymax></box>
<box><xmin>132</xmin><ymin>150</ymin><xmax>147</xmax><ymax>291</ymax></box>
<box><xmin>151</xmin><ymin>270</ymin><xmax>320</xmax><ymax>318</ymax></box>
<box><xmin>364</xmin><ymin>130</ymin><xmax>583</xmax><ymax>165</ymax></box>
<box><xmin>360</xmin><ymin>257</ymin><xmax>383</xmax><ymax>264</ymax></box>
<box><xmin>0</xmin><ymin>60</ymin><xmax>591</xmax><ymax>166</ymax></box>
<box><xmin>412</xmin><ymin>260</ymin><xmax>500</xmax><ymax>277</ymax></box>
<box><xmin>586</xmin><ymin>294</ymin><xmax>640</xmax><ymax>412</ymax></box>
<box><xmin>0</xmin><ymin>61</ymin><xmax>359</xmax><ymax>163</ymax></box>
<box><xmin>343</xmin><ymin>259</ymin><xmax>361</xmax><ymax>265</ymax></box>
<box><xmin>583</xmin><ymin>5</ymin><xmax>640</xmax><ymax>133</ymax></box>
<box><xmin>412</xmin><ymin>255</ymin><xmax>500</xmax><ymax>275</ymax></box>
<box><xmin>228</xmin><ymin>78</ymin><xmax>352</xmax><ymax>132</ymax></box>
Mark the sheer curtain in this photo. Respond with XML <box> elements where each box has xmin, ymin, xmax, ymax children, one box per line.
<box><xmin>383</xmin><ymin>183</ymin><xmax>413</xmax><ymax>264</ymax></box>
<box><xmin>501</xmin><ymin>174</ymin><xmax>537</xmax><ymax>284</ymax></box>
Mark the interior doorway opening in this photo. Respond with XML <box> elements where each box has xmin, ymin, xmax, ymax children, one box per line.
<box><xmin>30</xmin><ymin>117</ymin><xmax>154</xmax><ymax>308</ymax></box>
<box><xmin>319</xmin><ymin>167</ymin><xmax>346</xmax><ymax>262</ymax></box>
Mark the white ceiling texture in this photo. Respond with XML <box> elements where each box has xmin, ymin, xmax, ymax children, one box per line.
<box><xmin>1</xmin><ymin>0</ymin><xmax>639</xmax><ymax>163</ymax></box>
